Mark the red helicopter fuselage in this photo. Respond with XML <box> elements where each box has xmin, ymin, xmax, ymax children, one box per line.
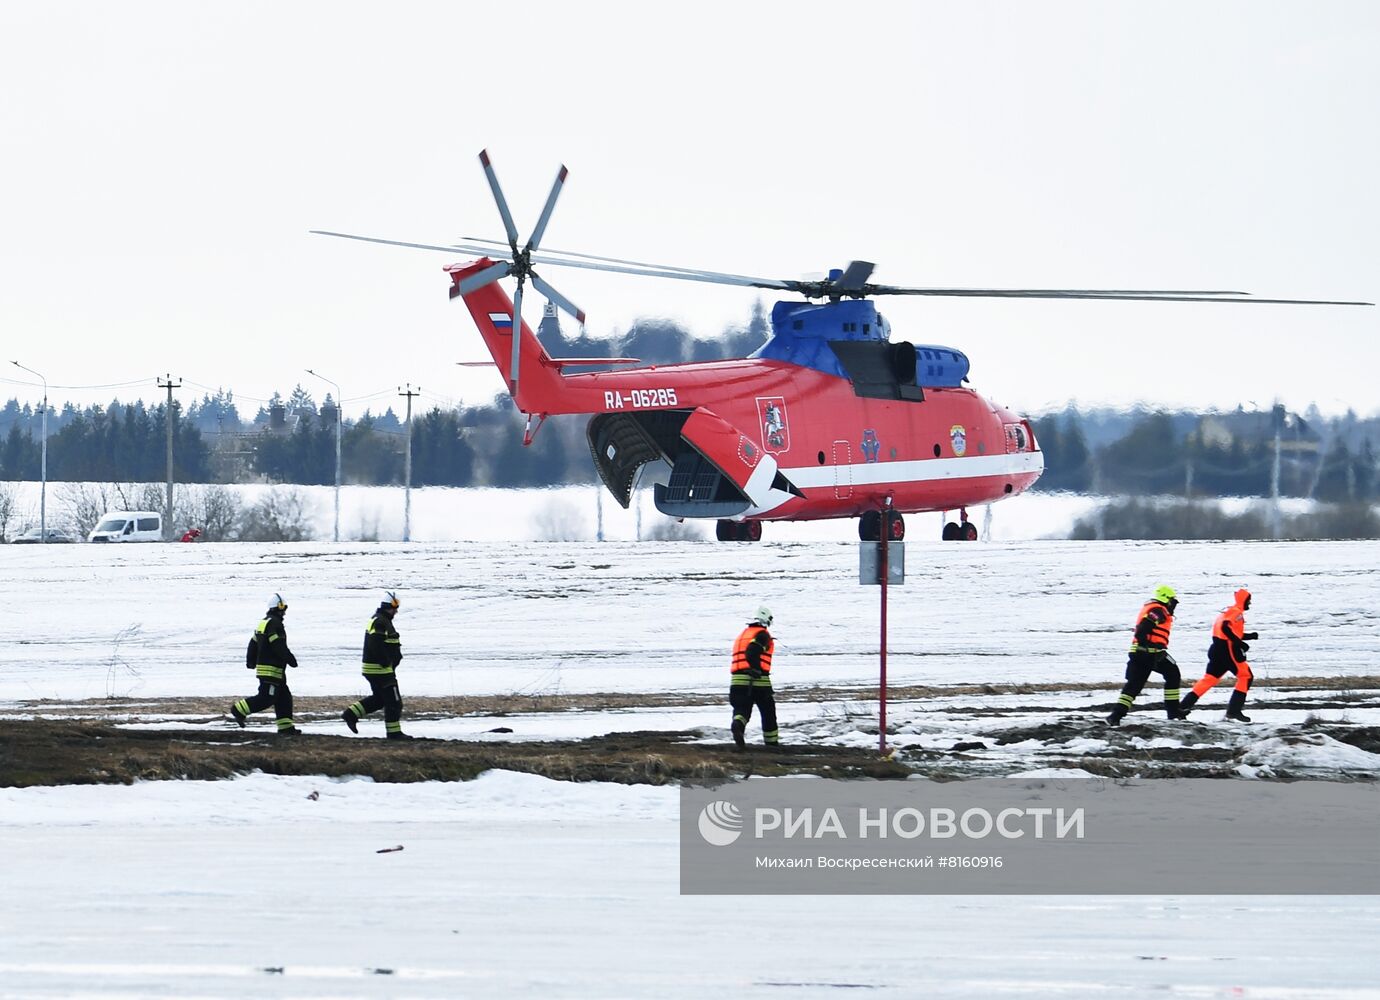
<box><xmin>450</xmin><ymin>258</ymin><xmax>1043</xmax><ymax>528</ymax></box>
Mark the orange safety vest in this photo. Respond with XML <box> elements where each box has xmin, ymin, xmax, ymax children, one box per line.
<box><xmin>1212</xmin><ymin>603</ymin><xmax>1247</xmax><ymax>642</ymax></box>
<box><xmin>731</xmin><ymin>625</ymin><xmax>774</xmax><ymax>675</ymax></box>
<box><xmin>1131</xmin><ymin>600</ymin><xmax>1173</xmax><ymax>651</ymax></box>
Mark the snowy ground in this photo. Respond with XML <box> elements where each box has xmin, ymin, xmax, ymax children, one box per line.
<box><xmin>0</xmin><ymin>533</ymin><xmax>1374</xmax><ymax>702</ymax></box>
<box><xmin>2</xmin><ymin>772</ymin><xmax>1378</xmax><ymax>1000</ymax></box>
<box><xmin>2</xmin><ymin>532</ymin><xmax>1378</xmax><ymax>997</ymax></box>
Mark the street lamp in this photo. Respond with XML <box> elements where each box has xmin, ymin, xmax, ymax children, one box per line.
<box><xmin>305</xmin><ymin>368</ymin><xmax>342</xmax><ymax>543</ymax></box>
<box><xmin>11</xmin><ymin>361</ymin><xmax>47</xmax><ymax>544</ymax></box>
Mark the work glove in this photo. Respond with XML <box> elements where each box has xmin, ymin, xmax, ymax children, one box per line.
<box><xmin>1243</xmin><ymin>631</ymin><xmax>1259</xmax><ymax>641</ymax></box>
<box><xmin>747</xmin><ymin>666</ymin><xmax>764</xmax><ymax>680</ymax></box>
<box><xmin>1238</xmin><ymin>641</ymin><xmax>1250</xmax><ymax>655</ymax></box>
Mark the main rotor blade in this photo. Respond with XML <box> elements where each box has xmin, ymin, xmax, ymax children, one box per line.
<box><xmin>456</xmin><ymin>260</ymin><xmax>512</xmax><ymax>295</ymax></box>
<box><xmin>453</xmin><ymin>239</ymin><xmax>794</xmax><ymax>290</ymax></box>
<box><xmin>316</xmin><ymin>231</ymin><xmax>1372</xmax><ymax>307</ymax></box>
<box><xmin>478</xmin><ymin>149</ymin><xmax>520</xmax><ymax>251</ymax></box>
<box><xmin>530</xmin><ymin>270</ymin><xmax>587</xmax><ymax>325</ymax></box>
<box><xmin>833</xmin><ymin>261</ymin><xmax>875</xmax><ymax>292</ymax></box>
<box><xmin>510</xmin><ymin>279</ymin><xmax>524</xmax><ymax>395</ymax></box>
<box><xmin>526</xmin><ymin>165</ymin><xmax>568</xmax><ymax>253</ymax></box>
<box><xmin>312</xmin><ymin>231</ymin><xmax>480</xmax><ymax>255</ymax></box>
<box><xmin>865</xmin><ymin>285</ymin><xmax>1374</xmax><ymax>305</ymax></box>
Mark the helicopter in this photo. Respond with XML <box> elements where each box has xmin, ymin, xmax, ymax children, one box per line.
<box><xmin>315</xmin><ymin>151</ymin><xmax>1371</xmax><ymax>543</ymax></box>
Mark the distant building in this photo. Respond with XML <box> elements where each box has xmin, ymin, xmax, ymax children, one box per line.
<box><xmin>1195</xmin><ymin>407</ymin><xmax>1321</xmax><ymax>456</ymax></box>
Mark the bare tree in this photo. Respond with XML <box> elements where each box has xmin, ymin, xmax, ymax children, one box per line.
<box><xmin>533</xmin><ymin>499</ymin><xmax>586</xmax><ymax>542</ymax></box>
<box><xmin>110</xmin><ymin>482</ymin><xmax>165</xmax><ymax>513</ymax></box>
<box><xmin>175</xmin><ymin>484</ymin><xmax>242</xmax><ymax>541</ymax></box>
<box><xmin>236</xmin><ymin>487</ymin><xmax>315</xmax><ymax>542</ymax></box>
<box><xmin>0</xmin><ymin>483</ymin><xmax>15</xmax><ymax>542</ymax></box>
<box><xmin>56</xmin><ymin>482</ymin><xmax>115</xmax><ymax>538</ymax></box>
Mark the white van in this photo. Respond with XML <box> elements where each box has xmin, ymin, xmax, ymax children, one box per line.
<box><xmin>89</xmin><ymin>511</ymin><xmax>163</xmax><ymax>543</ymax></box>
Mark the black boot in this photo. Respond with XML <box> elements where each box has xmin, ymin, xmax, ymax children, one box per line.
<box><xmin>1177</xmin><ymin>692</ymin><xmax>1199</xmax><ymax>718</ymax></box>
<box><xmin>342</xmin><ymin>708</ymin><xmax>359</xmax><ymax>734</ymax></box>
<box><xmin>1105</xmin><ymin>705</ymin><xmax>1128</xmax><ymax>727</ymax></box>
<box><xmin>387</xmin><ymin>731</ymin><xmax>414</xmax><ymax>740</ymax></box>
<box><xmin>731</xmin><ymin>720</ymin><xmax>746</xmax><ymax>750</ymax></box>
<box><xmin>1225</xmin><ymin>691</ymin><xmax>1251</xmax><ymax>722</ymax></box>
<box><xmin>230</xmin><ymin>703</ymin><xmax>247</xmax><ymax>728</ymax></box>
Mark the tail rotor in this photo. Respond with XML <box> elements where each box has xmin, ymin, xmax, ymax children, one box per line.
<box><xmin>463</xmin><ymin>150</ymin><xmax>587</xmax><ymax>396</ymax></box>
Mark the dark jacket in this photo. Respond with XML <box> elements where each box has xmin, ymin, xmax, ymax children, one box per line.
<box><xmin>246</xmin><ymin>609</ymin><xmax>297</xmax><ymax>679</ymax></box>
<box><xmin>362</xmin><ymin>609</ymin><xmax>403</xmax><ymax>675</ymax></box>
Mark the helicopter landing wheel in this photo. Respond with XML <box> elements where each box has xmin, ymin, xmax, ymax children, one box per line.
<box><xmin>942</xmin><ymin>521</ymin><xmax>961</xmax><ymax>541</ymax></box>
<box><xmin>718</xmin><ymin>519</ymin><xmax>763</xmax><ymax>542</ymax></box>
<box><xmin>859</xmin><ymin>510</ymin><xmax>881</xmax><ymax>541</ymax></box>
<box><xmin>884</xmin><ymin>510</ymin><xmax>905</xmax><ymax>541</ymax></box>
<box><xmin>962</xmin><ymin>521</ymin><xmax>978</xmax><ymax>542</ymax></box>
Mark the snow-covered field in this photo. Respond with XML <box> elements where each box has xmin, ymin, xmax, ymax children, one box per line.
<box><xmin>1</xmin><ymin>530</ymin><xmax>1374</xmax><ymax>702</ymax></box>
<box><xmin>2</xmin><ymin>527</ymin><xmax>1378</xmax><ymax>997</ymax></box>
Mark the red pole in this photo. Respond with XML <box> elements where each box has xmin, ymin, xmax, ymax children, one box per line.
<box><xmin>879</xmin><ymin>506</ymin><xmax>889</xmax><ymax>756</ymax></box>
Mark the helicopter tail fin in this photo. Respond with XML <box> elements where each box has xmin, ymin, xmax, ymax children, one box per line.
<box><xmin>448</xmin><ymin>259</ymin><xmax>569</xmax><ymax>415</ymax></box>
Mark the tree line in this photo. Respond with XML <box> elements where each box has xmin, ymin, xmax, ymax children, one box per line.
<box><xmin>1030</xmin><ymin>405</ymin><xmax>1378</xmax><ymax>503</ymax></box>
<box><xmin>2</xmin><ymin>307</ymin><xmax>1376</xmax><ymax>502</ymax></box>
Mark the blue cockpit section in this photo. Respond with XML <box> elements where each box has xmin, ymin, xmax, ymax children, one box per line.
<box><xmin>751</xmin><ymin>298</ymin><xmax>970</xmax><ymax>386</ymax></box>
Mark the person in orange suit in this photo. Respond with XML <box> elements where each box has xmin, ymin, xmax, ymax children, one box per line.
<box><xmin>1179</xmin><ymin>588</ymin><xmax>1258</xmax><ymax>722</ymax></box>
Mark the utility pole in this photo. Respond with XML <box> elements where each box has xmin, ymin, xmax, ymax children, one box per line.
<box><xmin>11</xmin><ymin>362</ymin><xmax>47</xmax><ymax>542</ymax></box>
<box><xmin>398</xmin><ymin>384</ymin><xmax>420</xmax><ymax>542</ymax></box>
<box><xmin>158</xmin><ymin>375</ymin><xmax>181</xmax><ymax>539</ymax></box>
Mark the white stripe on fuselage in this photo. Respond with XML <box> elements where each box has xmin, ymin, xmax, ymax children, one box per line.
<box><xmin>744</xmin><ymin>451</ymin><xmax>1044</xmax><ymax>515</ymax></box>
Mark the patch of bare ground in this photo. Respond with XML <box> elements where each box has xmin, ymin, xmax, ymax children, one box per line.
<box><xmin>4</xmin><ymin>677</ymin><xmax>1374</xmax><ymax>788</ymax></box>
<box><xmin>0</xmin><ymin>721</ymin><xmax>911</xmax><ymax>789</ymax></box>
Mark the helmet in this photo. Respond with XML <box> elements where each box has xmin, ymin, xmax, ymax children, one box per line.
<box><xmin>1153</xmin><ymin>585</ymin><xmax>1177</xmax><ymax>604</ymax></box>
<box><xmin>753</xmin><ymin>606</ymin><xmax>773</xmax><ymax>627</ymax></box>
<box><xmin>381</xmin><ymin>590</ymin><xmax>400</xmax><ymax>612</ymax></box>
<box><xmin>268</xmin><ymin>592</ymin><xmax>287</xmax><ymax>612</ymax></box>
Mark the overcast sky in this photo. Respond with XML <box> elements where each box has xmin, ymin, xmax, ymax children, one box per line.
<box><xmin>1</xmin><ymin>1</ymin><xmax>1376</xmax><ymax>423</ymax></box>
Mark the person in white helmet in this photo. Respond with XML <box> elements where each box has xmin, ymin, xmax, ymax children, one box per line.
<box><xmin>341</xmin><ymin>591</ymin><xmax>411</xmax><ymax>739</ymax></box>
<box><xmin>230</xmin><ymin>593</ymin><xmax>300</xmax><ymax>735</ymax></box>
<box><xmin>729</xmin><ymin>606</ymin><xmax>779</xmax><ymax>749</ymax></box>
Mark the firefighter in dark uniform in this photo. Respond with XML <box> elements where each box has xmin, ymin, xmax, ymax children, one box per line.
<box><xmin>1107</xmin><ymin>585</ymin><xmax>1182</xmax><ymax>726</ymax></box>
<box><xmin>342</xmin><ymin>591</ymin><xmax>410</xmax><ymax>739</ymax></box>
<box><xmin>730</xmin><ymin>606</ymin><xmax>779</xmax><ymax>748</ymax></box>
<box><xmin>1178</xmin><ymin>588</ymin><xmax>1258</xmax><ymax>722</ymax></box>
<box><xmin>231</xmin><ymin>593</ymin><xmax>300</xmax><ymax>734</ymax></box>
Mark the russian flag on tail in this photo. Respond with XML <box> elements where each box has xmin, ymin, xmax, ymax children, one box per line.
<box><xmin>488</xmin><ymin>312</ymin><xmax>513</xmax><ymax>331</ymax></box>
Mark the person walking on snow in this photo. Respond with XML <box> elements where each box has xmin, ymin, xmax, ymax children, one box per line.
<box><xmin>1107</xmin><ymin>585</ymin><xmax>1182</xmax><ymax>726</ymax></box>
<box><xmin>730</xmin><ymin>606</ymin><xmax>779</xmax><ymax>748</ymax></box>
<box><xmin>231</xmin><ymin>593</ymin><xmax>300</xmax><ymax>734</ymax></box>
<box><xmin>1178</xmin><ymin>588</ymin><xmax>1258</xmax><ymax>722</ymax></box>
<box><xmin>342</xmin><ymin>591</ymin><xmax>411</xmax><ymax>739</ymax></box>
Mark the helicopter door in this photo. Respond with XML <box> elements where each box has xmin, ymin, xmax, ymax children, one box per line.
<box><xmin>832</xmin><ymin>440</ymin><xmax>853</xmax><ymax>499</ymax></box>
